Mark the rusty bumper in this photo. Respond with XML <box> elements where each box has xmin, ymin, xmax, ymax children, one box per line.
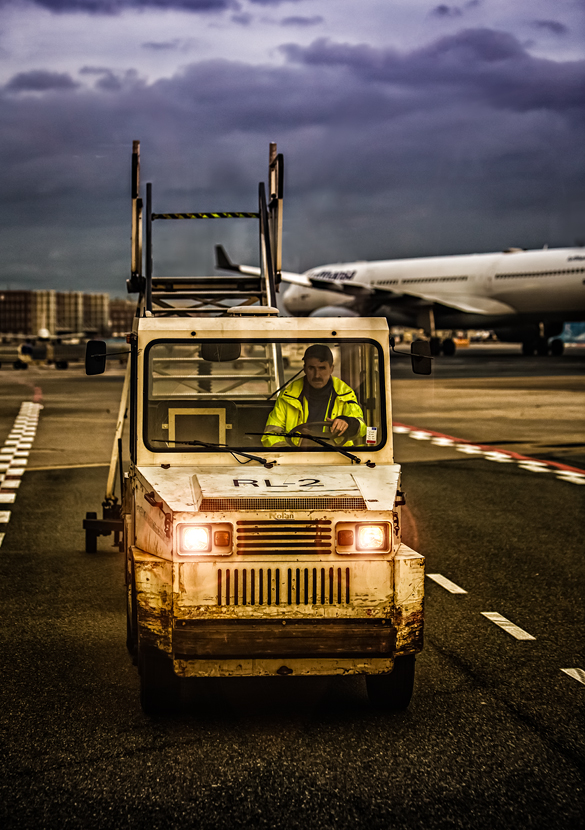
<box><xmin>173</xmin><ymin>619</ymin><xmax>396</xmax><ymax>660</ymax></box>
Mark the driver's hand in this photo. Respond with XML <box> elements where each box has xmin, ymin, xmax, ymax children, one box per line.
<box><xmin>328</xmin><ymin>418</ymin><xmax>348</xmax><ymax>436</ymax></box>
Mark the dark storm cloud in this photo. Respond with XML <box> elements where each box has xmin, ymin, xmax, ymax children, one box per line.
<box><xmin>0</xmin><ymin>27</ymin><xmax>583</xmax><ymax>291</ymax></box>
<box><xmin>21</xmin><ymin>0</ymin><xmax>235</xmax><ymax>13</ymax></box>
<box><xmin>281</xmin><ymin>29</ymin><xmax>585</xmax><ymax>112</ymax></box>
<box><xmin>4</xmin><ymin>70</ymin><xmax>79</xmax><ymax>92</ymax></box>
<box><xmin>533</xmin><ymin>20</ymin><xmax>568</xmax><ymax>36</ymax></box>
<box><xmin>431</xmin><ymin>5</ymin><xmax>463</xmax><ymax>18</ymax></box>
<box><xmin>247</xmin><ymin>0</ymin><xmax>304</xmax><ymax>5</ymax></box>
<box><xmin>142</xmin><ymin>39</ymin><xmax>183</xmax><ymax>50</ymax></box>
<box><xmin>280</xmin><ymin>15</ymin><xmax>322</xmax><ymax>27</ymax></box>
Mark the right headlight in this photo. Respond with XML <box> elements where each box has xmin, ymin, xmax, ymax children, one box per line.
<box><xmin>356</xmin><ymin>523</ymin><xmax>387</xmax><ymax>551</ymax></box>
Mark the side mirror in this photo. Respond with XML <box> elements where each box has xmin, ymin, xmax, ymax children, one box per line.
<box><xmin>200</xmin><ymin>342</ymin><xmax>241</xmax><ymax>362</ymax></box>
<box><xmin>85</xmin><ymin>340</ymin><xmax>107</xmax><ymax>375</ymax></box>
<box><xmin>411</xmin><ymin>339</ymin><xmax>432</xmax><ymax>375</ymax></box>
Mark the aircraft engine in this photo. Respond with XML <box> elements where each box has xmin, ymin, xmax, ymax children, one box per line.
<box><xmin>309</xmin><ymin>307</ymin><xmax>359</xmax><ymax>318</ymax></box>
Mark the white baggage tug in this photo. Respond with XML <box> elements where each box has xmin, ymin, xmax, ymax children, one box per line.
<box><xmin>86</xmin><ymin>142</ymin><xmax>431</xmax><ymax>714</ymax></box>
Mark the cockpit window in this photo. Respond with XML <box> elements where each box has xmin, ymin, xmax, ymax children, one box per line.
<box><xmin>144</xmin><ymin>339</ymin><xmax>386</xmax><ymax>453</ymax></box>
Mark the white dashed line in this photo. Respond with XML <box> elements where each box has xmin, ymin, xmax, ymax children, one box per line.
<box><xmin>393</xmin><ymin>422</ymin><xmax>585</xmax><ymax>485</ymax></box>
<box><xmin>483</xmin><ymin>451</ymin><xmax>514</xmax><ymax>463</ymax></box>
<box><xmin>481</xmin><ymin>612</ymin><xmax>536</xmax><ymax>640</ymax></box>
<box><xmin>431</xmin><ymin>437</ymin><xmax>454</xmax><ymax>446</ymax></box>
<box><xmin>427</xmin><ymin>573</ymin><xmax>468</xmax><ymax>594</ymax></box>
<box><xmin>0</xmin><ymin>401</ymin><xmax>42</xmax><ymax>548</ymax></box>
<box><xmin>455</xmin><ymin>444</ymin><xmax>484</xmax><ymax>454</ymax></box>
<box><xmin>561</xmin><ymin>668</ymin><xmax>585</xmax><ymax>686</ymax></box>
<box><xmin>555</xmin><ymin>472</ymin><xmax>585</xmax><ymax>485</ymax></box>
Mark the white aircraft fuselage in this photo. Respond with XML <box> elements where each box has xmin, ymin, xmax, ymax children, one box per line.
<box><xmin>282</xmin><ymin>247</ymin><xmax>585</xmax><ymax>335</ymax></box>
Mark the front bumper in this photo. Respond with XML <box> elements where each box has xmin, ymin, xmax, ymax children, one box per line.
<box><xmin>173</xmin><ymin>618</ymin><xmax>396</xmax><ymax>660</ymax></box>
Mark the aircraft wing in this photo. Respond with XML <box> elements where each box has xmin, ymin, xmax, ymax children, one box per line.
<box><xmin>395</xmin><ymin>288</ymin><xmax>517</xmax><ymax>316</ymax></box>
<box><xmin>215</xmin><ymin>245</ymin><xmax>311</xmax><ymax>286</ymax></box>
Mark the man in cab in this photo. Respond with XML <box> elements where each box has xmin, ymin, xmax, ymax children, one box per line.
<box><xmin>262</xmin><ymin>344</ymin><xmax>366</xmax><ymax>448</ymax></box>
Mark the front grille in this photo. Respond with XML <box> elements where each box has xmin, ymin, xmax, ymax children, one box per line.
<box><xmin>217</xmin><ymin>566</ymin><xmax>351</xmax><ymax>606</ymax></box>
<box><xmin>236</xmin><ymin>519</ymin><xmax>332</xmax><ymax>556</ymax></box>
<box><xmin>200</xmin><ymin>497</ymin><xmax>366</xmax><ymax>511</ymax></box>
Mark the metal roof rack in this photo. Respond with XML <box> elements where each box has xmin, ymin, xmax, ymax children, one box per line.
<box><xmin>127</xmin><ymin>140</ymin><xmax>283</xmax><ymax>317</ymax></box>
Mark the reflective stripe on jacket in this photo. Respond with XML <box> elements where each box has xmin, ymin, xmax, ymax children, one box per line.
<box><xmin>262</xmin><ymin>376</ymin><xmax>366</xmax><ymax>448</ymax></box>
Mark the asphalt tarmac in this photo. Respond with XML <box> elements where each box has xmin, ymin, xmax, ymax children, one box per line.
<box><xmin>0</xmin><ymin>347</ymin><xmax>583</xmax><ymax>829</ymax></box>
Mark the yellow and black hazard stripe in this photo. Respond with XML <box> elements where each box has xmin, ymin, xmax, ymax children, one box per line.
<box><xmin>151</xmin><ymin>212</ymin><xmax>260</xmax><ymax>220</ymax></box>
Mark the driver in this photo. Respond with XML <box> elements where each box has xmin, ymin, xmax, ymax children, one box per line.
<box><xmin>262</xmin><ymin>344</ymin><xmax>366</xmax><ymax>448</ymax></box>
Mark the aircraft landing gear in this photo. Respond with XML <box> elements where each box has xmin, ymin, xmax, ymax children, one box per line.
<box><xmin>522</xmin><ymin>337</ymin><xmax>564</xmax><ymax>356</ymax></box>
<box><xmin>428</xmin><ymin>336</ymin><xmax>456</xmax><ymax>356</ymax></box>
<box><xmin>550</xmin><ymin>338</ymin><xmax>564</xmax><ymax>356</ymax></box>
<box><xmin>442</xmin><ymin>337</ymin><xmax>456</xmax><ymax>356</ymax></box>
<box><xmin>429</xmin><ymin>337</ymin><xmax>442</xmax><ymax>356</ymax></box>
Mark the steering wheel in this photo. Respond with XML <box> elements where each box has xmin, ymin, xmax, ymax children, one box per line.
<box><xmin>285</xmin><ymin>420</ymin><xmax>346</xmax><ymax>448</ymax></box>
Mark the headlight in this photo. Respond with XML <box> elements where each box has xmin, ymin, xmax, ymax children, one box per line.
<box><xmin>356</xmin><ymin>524</ymin><xmax>387</xmax><ymax>551</ymax></box>
<box><xmin>336</xmin><ymin>522</ymin><xmax>389</xmax><ymax>553</ymax></box>
<box><xmin>177</xmin><ymin>524</ymin><xmax>233</xmax><ymax>555</ymax></box>
<box><xmin>179</xmin><ymin>525</ymin><xmax>211</xmax><ymax>553</ymax></box>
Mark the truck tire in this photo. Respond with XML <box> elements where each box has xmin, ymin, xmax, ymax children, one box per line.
<box><xmin>139</xmin><ymin>647</ymin><xmax>180</xmax><ymax>716</ymax></box>
<box><xmin>126</xmin><ymin>574</ymin><xmax>138</xmax><ymax>664</ymax></box>
<box><xmin>366</xmin><ymin>654</ymin><xmax>416</xmax><ymax>710</ymax></box>
<box><xmin>85</xmin><ymin>511</ymin><xmax>97</xmax><ymax>553</ymax></box>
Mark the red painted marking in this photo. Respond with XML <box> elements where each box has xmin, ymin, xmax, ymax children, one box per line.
<box><xmin>393</xmin><ymin>421</ymin><xmax>585</xmax><ymax>475</ymax></box>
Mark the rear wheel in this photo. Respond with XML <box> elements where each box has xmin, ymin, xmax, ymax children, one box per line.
<box><xmin>442</xmin><ymin>338</ymin><xmax>456</xmax><ymax>357</ymax></box>
<box><xmin>550</xmin><ymin>338</ymin><xmax>564</xmax><ymax>356</ymax></box>
<box><xmin>536</xmin><ymin>336</ymin><xmax>549</xmax><ymax>356</ymax></box>
<box><xmin>139</xmin><ymin>647</ymin><xmax>181</xmax><ymax>716</ymax></box>
<box><xmin>366</xmin><ymin>654</ymin><xmax>416</xmax><ymax>710</ymax></box>
<box><xmin>85</xmin><ymin>511</ymin><xmax>97</xmax><ymax>553</ymax></box>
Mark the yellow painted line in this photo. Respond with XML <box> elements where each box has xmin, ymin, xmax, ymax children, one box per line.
<box><xmin>26</xmin><ymin>462</ymin><xmax>110</xmax><ymax>471</ymax></box>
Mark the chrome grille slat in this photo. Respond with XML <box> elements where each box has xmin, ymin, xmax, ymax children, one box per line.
<box><xmin>217</xmin><ymin>567</ymin><xmax>351</xmax><ymax>606</ymax></box>
<box><xmin>236</xmin><ymin>519</ymin><xmax>333</xmax><ymax>556</ymax></box>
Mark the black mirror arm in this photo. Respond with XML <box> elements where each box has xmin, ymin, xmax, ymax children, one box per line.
<box><xmin>389</xmin><ymin>337</ymin><xmax>434</xmax><ymax>360</ymax></box>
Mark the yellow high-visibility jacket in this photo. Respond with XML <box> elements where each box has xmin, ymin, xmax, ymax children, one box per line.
<box><xmin>262</xmin><ymin>376</ymin><xmax>366</xmax><ymax>448</ymax></box>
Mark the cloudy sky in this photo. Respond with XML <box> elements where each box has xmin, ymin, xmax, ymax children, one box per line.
<box><xmin>1</xmin><ymin>0</ymin><xmax>584</xmax><ymax>296</ymax></box>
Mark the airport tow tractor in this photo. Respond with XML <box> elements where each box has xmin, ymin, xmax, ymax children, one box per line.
<box><xmin>85</xmin><ymin>141</ymin><xmax>432</xmax><ymax>714</ymax></box>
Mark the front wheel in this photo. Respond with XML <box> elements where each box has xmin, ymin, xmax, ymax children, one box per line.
<box><xmin>139</xmin><ymin>647</ymin><xmax>181</xmax><ymax>716</ymax></box>
<box><xmin>366</xmin><ymin>654</ymin><xmax>416</xmax><ymax>710</ymax></box>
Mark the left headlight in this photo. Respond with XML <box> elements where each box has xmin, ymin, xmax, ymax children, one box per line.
<box><xmin>179</xmin><ymin>525</ymin><xmax>211</xmax><ymax>553</ymax></box>
<box><xmin>177</xmin><ymin>523</ymin><xmax>233</xmax><ymax>555</ymax></box>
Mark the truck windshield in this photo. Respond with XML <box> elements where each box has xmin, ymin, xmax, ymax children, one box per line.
<box><xmin>144</xmin><ymin>338</ymin><xmax>386</xmax><ymax>454</ymax></box>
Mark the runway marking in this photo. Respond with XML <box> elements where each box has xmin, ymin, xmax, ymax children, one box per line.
<box><xmin>0</xmin><ymin>401</ymin><xmax>42</xmax><ymax>548</ymax></box>
<box><xmin>392</xmin><ymin>422</ymin><xmax>585</xmax><ymax>484</ymax></box>
<box><xmin>427</xmin><ymin>573</ymin><xmax>468</xmax><ymax>594</ymax></box>
<box><xmin>480</xmin><ymin>612</ymin><xmax>536</xmax><ymax>640</ymax></box>
<box><xmin>561</xmin><ymin>668</ymin><xmax>585</xmax><ymax>686</ymax></box>
<box><xmin>26</xmin><ymin>462</ymin><xmax>110</xmax><ymax>472</ymax></box>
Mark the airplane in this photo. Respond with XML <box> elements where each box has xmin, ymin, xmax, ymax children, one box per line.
<box><xmin>215</xmin><ymin>244</ymin><xmax>585</xmax><ymax>356</ymax></box>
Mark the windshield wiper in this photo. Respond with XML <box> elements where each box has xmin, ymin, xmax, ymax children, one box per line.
<box><xmin>152</xmin><ymin>439</ymin><xmax>275</xmax><ymax>468</ymax></box>
<box><xmin>246</xmin><ymin>432</ymin><xmax>375</xmax><ymax>467</ymax></box>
